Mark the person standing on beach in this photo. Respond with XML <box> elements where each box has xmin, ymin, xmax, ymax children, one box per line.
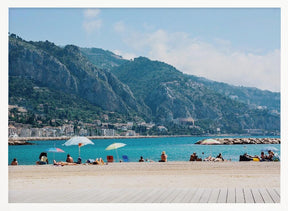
<box><xmin>159</xmin><ymin>151</ymin><xmax>168</xmax><ymax>162</ymax></box>
<box><xmin>66</xmin><ymin>154</ymin><xmax>74</xmax><ymax>163</ymax></box>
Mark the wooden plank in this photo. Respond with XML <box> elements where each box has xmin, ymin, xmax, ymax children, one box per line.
<box><xmin>181</xmin><ymin>188</ymin><xmax>198</xmax><ymax>203</ymax></box>
<box><xmin>94</xmin><ymin>188</ymin><xmax>124</xmax><ymax>203</ymax></box>
<box><xmin>117</xmin><ymin>188</ymin><xmax>146</xmax><ymax>203</ymax></box>
<box><xmin>102</xmin><ymin>188</ymin><xmax>130</xmax><ymax>203</ymax></box>
<box><xmin>267</xmin><ymin>188</ymin><xmax>280</xmax><ymax>203</ymax></box>
<box><xmin>170</xmin><ymin>188</ymin><xmax>191</xmax><ymax>203</ymax></box>
<box><xmin>53</xmin><ymin>188</ymin><xmax>88</xmax><ymax>203</ymax></box>
<box><xmin>227</xmin><ymin>188</ymin><xmax>236</xmax><ymax>203</ymax></box>
<box><xmin>190</xmin><ymin>188</ymin><xmax>205</xmax><ymax>203</ymax></box>
<box><xmin>258</xmin><ymin>188</ymin><xmax>274</xmax><ymax>203</ymax></box>
<box><xmin>243</xmin><ymin>188</ymin><xmax>254</xmax><ymax>203</ymax></box>
<box><xmin>208</xmin><ymin>188</ymin><xmax>220</xmax><ymax>203</ymax></box>
<box><xmin>78</xmin><ymin>188</ymin><xmax>117</xmax><ymax>203</ymax></box>
<box><xmin>161</xmin><ymin>188</ymin><xmax>183</xmax><ymax>203</ymax></box>
<box><xmin>251</xmin><ymin>189</ymin><xmax>264</xmax><ymax>203</ymax></box>
<box><xmin>149</xmin><ymin>188</ymin><xmax>168</xmax><ymax>203</ymax></box>
<box><xmin>113</xmin><ymin>188</ymin><xmax>143</xmax><ymax>203</ymax></box>
<box><xmin>274</xmin><ymin>188</ymin><xmax>280</xmax><ymax>197</ymax></box>
<box><xmin>217</xmin><ymin>188</ymin><xmax>227</xmax><ymax>203</ymax></box>
<box><xmin>137</xmin><ymin>188</ymin><xmax>163</xmax><ymax>203</ymax></box>
<box><xmin>151</xmin><ymin>188</ymin><xmax>175</xmax><ymax>203</ymax></box>
<box><xmin>199</xmin><ymin>188</ymin><xmax>212</xmax><ymax>203</ymax></box>
<box><xmin>235</xmin><ymin>188</ymin><xmax>245</xmax><ymax>203</ymax></box>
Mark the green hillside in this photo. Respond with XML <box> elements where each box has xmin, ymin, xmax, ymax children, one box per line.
<box><xmin>9</xmin><ymin>34</ymin><xmax>280</xmax><ymax>135</ymax></box>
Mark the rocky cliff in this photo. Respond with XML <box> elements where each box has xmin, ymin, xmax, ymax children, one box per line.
<box><xmin>9</xmin><ymin>36</ymin><xmax>143</xmax><ymax>116</ymax></box>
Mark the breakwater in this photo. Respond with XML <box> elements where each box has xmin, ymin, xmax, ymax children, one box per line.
<box><xmin>195</xmin><ymin>137</ymin><xmax>280</xmax><ymax>145</ymax></box>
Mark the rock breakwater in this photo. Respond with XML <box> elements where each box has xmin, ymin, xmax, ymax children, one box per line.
<box><xmin>8</xmin><ymin>140</ymin><xmax>35</xmax><ymax>145</ymax></box>
<box><xmin>196</xmin><ymin>137</ymin><xmax>280</xmax><ymax>145</ymax></box>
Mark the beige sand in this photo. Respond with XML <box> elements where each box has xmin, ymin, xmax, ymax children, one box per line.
<box><xmin>8</xmin><ymin>162</ymin><xmax>280</xmax><ymax>203</ymax></box>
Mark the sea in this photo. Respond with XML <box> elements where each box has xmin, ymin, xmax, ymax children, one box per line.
<box><xmin>8</xmin><ymin>136</ymin><xmax>280</xmax><ymax>165</ymax></box>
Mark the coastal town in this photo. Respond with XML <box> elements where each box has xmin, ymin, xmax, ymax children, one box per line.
<box><xmin>8</xmin><ymin>105</ymin><xmax>160</xmax><ymax>139</ymax></box>
<box><xmin>8</xmin><ymin>104</ymin><xmax>280</xmax><ymax>140</ymax></box>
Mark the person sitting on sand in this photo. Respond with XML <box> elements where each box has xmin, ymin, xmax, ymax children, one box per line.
<box><xmin>36</xmin><ymin>152</ymin><xmax>48</xmax><ymax>165</ymax></box>
<box><xmin>75</xmin><ymin>157</ymin><xmax>82</xmax><ymax>164</ymax></box>
<box><xmin>260</xmin><ymin>151</ymin><xmax>268</xmax><ymax>161</ymax></box>
<box><xmin>215</xmin><ymin>153</ymin><xmax>224</xmax><ymax>161</ymax></box>
<box><xmin>267</xmin><ymin>150</ymin><xmax>274</xmax><ymax>161</ymax></box>
<box><xmin>139</xmin><ymin>156</ymin><xmax>145</xmax><ymax>162</ymax></box>
<box><xmin>159</xmin><ymin>151</ymin><xmax>167</xmax><ymax>162</ymax></box>
<box><xmin>66</xmin><ymin>154</ymin><xmax>74</xmax><ymax>163</ymax></box>
<box><xmin>189</xmin><ymin>152</ymin><xmax>202</xmax><ymax>161</ymax></box>
<box><xmin>11</xmin><ymin>158</ymin><xmax>18</xmax><ymax>165</ymax></box>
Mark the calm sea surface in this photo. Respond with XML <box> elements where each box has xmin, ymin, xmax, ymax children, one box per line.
<box><xmin>8</xmin><ymin>136</ymin><xmax>280</xmax><ymax>165</ymax></box>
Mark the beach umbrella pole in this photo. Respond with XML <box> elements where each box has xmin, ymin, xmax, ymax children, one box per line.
<box><xmin>116</xmin><ymin>149</ymin><xmax>119</xmax><ymax>162</ymax></box>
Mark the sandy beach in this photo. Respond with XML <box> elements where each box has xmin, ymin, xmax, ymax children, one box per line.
<box><xmin>9</xmin><ymin>161</ymin><xmax>280</xmax><ymax>203</ymax></box>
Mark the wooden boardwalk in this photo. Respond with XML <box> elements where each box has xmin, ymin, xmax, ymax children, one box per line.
<box><xmin>9</xmin><ymin>187</ymin><xmax>280</xmax><ymax>203</ymax></box>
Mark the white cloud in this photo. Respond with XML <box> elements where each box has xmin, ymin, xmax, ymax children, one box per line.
<box><xmin>82</xmin><ymin>9</ymin><xmax>102</xmax><ymax>34</ymax></box>
<box><xmin>83</xmin><ymin>9</ymin><xmax>100</xmax><ymax>19</ymax></box>
<box><xmin>114</xmin><ymin>26</ymin><xmax>280</xmax><ymax>92</ymax></box>
<box><xmin>83</xmin><ymin>19</ymin><xmax>102</xmax><ymax>34</ymax></box>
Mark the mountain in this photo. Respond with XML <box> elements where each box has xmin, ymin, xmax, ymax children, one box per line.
<box><xmin>191</xmin><ymin>76</ymin><xmax>280</xmax><ymax>113</ymax></box>
<box><xmin>9</xmin><ymin>34</ymin><xmax>148</xmax><ymax>119</ymax></box>
<box><xmin>80</xmin><ymin>47</ymin><xmax>127</xmax><ymax>71</ymax></box>
<box><xmin>9</xmin><ymin>34</ymin><xmax>280</xmax><ymax>134</ymax></box>
<box><xmin>111</xmin><ymin>57</ymin><xmax>280</xmax><ymax>133</ymax></box>
<box><xmin>81</xmin><ymin>47</ymin><xmax>280</xmax><ymax>114</ymax></box>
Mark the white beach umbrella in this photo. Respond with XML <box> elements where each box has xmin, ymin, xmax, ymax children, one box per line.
<box><xmin>63</xmin><ymin>136</ymin><xmax>94</xmax><ymax>157</ymax></box>
<box><xmin>105</xmin><ymin>143</ymin><xmax>126</xmax><ymax>162</ymax></box>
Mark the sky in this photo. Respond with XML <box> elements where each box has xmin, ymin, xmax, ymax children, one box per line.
<box><xmin>9</xmin><ymin>8</ymin><xmax>280</xmax><ymax>92</ymax></box>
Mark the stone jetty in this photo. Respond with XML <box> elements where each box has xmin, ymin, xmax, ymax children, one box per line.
<box><xmin>195</xmin><ymin>137</ymin><xmax>280</xmax><ymax>145</ymax></box>
<box><xmin>8</xmin><ymin>140</ymin><xmax>35</xmax><ymax>145</ymax></box>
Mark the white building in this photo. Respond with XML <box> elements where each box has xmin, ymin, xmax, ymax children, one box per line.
<box><xmin>101</xmin><ymin>129</ymin><xmax>115</xmax><ymax>136</ymax></box>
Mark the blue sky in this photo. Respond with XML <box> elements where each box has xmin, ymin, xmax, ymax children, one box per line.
<box><xmin>9</xmin><ymin>8</ymin><xmax>280</xmax><ymax>91</ymax></box>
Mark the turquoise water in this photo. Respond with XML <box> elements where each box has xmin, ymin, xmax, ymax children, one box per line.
<box><xmin>8</xmin><ymin>136</ymin><xmax>280</xmax><ymax>165</ymax></box>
